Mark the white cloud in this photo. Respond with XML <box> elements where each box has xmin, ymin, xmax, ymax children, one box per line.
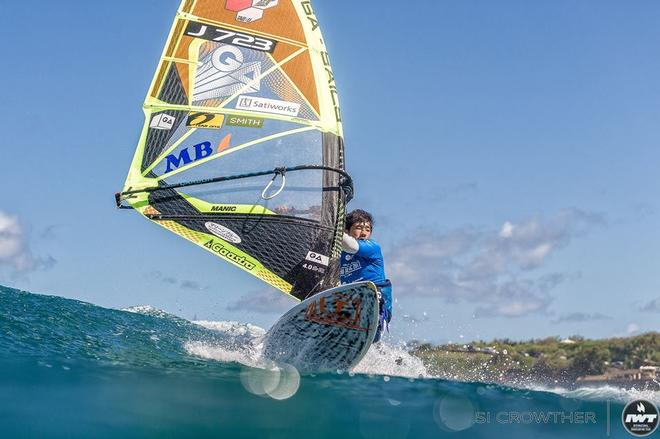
<box><xmin>473</xmin><ymin>279</ymin><xmax>554</xmax><ymax>318</ymax></box>
<box><xmin>551</xmin><ymin>312</ymin><xmax>612</xmax><ymax>324</ymax></box>
<box><xmin>387</xmin><ymin>208</ymin><xmax>604</xmax><ymax>318</ymax></box>
<box><xmin>0</xmin><ymin>210</ymin><xmax>55</xmax><ymax>274</ymax></box>
<box><xmin>639</xmin><ymin>297</ymin><xmax>660</xmax><ymax>313</ymax></box>
<box><xmin>226</xmin><ymin>288</ymin><xmax>295</xmax><ymax>314</ymax></box>
<box><xmin>147</xmin><ymin>271</ymin><xmax>208</xmax><ymax>291</ymax></box>
<box><xmin>0</xmin><ymin>212</ymin><xmax>22</xmax><ymax>259</ymax></box>
<box><xmin>626</xmin><ymin>323</ymin><xmax>640</xmax><ymax>334</ymax></box>
<box><xmin>499</xmin><ymin>221</ymin><xmax>514</xmax><ymax>238</ymax></box>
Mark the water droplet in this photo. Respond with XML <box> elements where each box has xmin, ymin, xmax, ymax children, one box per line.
<box><xmin>433</xmin><ymin>395</ymin><xmax>475</xmax><ymax>432</ymax></box>
<box><xmin>240</xmin><ymin>366</ymin><xmax>281</xmax><ymax>396</ymax></box>
<box><xmin>266</xmin><ymin>364</ymin><xmax>300</xmax><ymax>400</ymax></box>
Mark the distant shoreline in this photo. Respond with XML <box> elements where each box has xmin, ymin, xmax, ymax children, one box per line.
<box><xmin>409</xmin><ymin>332</ymin><xmax>660</xmax><ymax>390</ymax></box>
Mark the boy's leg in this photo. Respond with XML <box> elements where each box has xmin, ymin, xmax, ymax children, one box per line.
<box><xmin>373</xmin><ymin>295</ymin><xmax>388</xmax><ymax>343</ymax></box>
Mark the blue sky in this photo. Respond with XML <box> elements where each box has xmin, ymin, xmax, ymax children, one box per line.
<box><xmin>0</xmin><ymin>0</ymin><xmax>658</xmax><ymax>344</ymax></box>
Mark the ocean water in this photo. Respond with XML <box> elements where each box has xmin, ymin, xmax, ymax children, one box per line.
<box><xmin>0</xmin><ymin>285</ymin><xmax>657</xmax><ymax>438</ymax></box>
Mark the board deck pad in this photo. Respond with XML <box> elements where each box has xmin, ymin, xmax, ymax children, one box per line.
<box><xmin>262</xmin><ymin>281</ymin><xmax>379</xmax><ymax>372</ymax></box>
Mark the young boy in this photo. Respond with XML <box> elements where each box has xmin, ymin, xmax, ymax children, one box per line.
<box><xmin>340</xmin><ymin>209</ymin><xmax>392</xmax><ymax>342</ymax></box>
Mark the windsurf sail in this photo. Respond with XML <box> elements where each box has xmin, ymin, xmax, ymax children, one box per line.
<box><xmin>115</xmin><ymin>0</ymin><xmax>351</xmax><ymax>301</ymax></box>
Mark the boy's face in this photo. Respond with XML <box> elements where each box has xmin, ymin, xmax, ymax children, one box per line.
<box><xmin>347</xmin><ymin>221</ymin><xmax>372</xmax><ymax>240</ymax></box>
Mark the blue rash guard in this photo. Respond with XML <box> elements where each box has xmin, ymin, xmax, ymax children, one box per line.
<box><xmin>340</xmin><ymin>239</ymin><xmax>392</xmax><ymax>316</ymax></box>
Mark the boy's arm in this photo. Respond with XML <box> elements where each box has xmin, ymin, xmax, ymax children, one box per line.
<box><xmin>342</xmin><ymin>233</ymin><xmax>359</xmax><ymax>254</ymax></box>
<box><xmin>341</xmin><ymin>234</ymin><xmax>380</xmax><ymax>258</ymax></box>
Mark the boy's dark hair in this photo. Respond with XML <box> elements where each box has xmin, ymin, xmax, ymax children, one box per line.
<box><xmin>345</xmin><ymin>209</ymin><xmax>374</xmax><ymax>231</ymax></box>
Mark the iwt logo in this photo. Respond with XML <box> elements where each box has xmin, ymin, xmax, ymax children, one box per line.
<box><xmin>622</xmin><ymin>399</ymin><xmax>658</xmax><ymax>436</ymax></box>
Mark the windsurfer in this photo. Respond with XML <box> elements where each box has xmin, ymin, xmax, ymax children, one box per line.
<box><xmin>340</xmin><ymin>209</ymin><xmax>392</xmax><ymax>342</ymax></box>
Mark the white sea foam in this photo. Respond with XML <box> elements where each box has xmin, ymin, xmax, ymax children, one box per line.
<box><xmin>184</xmin><ymin>340</ymin><xmax>260</xmax><ymax>368</ymax></box>
<box><xmin>185</xmin><ymin>319</ymin><xmax>430</xmax><ymax>380</ymax></box>
<box><xmin>352</xmin><ymin>342</ymin><xmax>430</xmax><ymax>379</ymax></box>
<box><xmin>539</xmin><ymin>384</ymin><xmax>660</xmax><ymax>404</ymax></box>
<box><xmin>183</xmin><ymin>319</ymin><xmax>302</xmax><ymax>400</ymax></box>
<box><xmin>193</xmin><ymin>320</ymin><xmax>266</xmax><ymax>338</ymax></box>
<box><xmin>184</xmin><ymin>320</ymin><xmax>266</xmax><ymax>368</ymax></box>
<box><xmin>121</xmin><ymin>304</ymin><xmax>173</xmax><ymax>318</ymax></box>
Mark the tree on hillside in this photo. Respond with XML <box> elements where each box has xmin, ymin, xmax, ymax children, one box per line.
<box><xmin>570</xmin><ymin>346</ymin><xmax>610</xmax><ymax>376</ymax></box>
<box><xmin>624</xmin><ymin>333</ymin><xmax>660</xmax><ymax>368</ymax></box>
